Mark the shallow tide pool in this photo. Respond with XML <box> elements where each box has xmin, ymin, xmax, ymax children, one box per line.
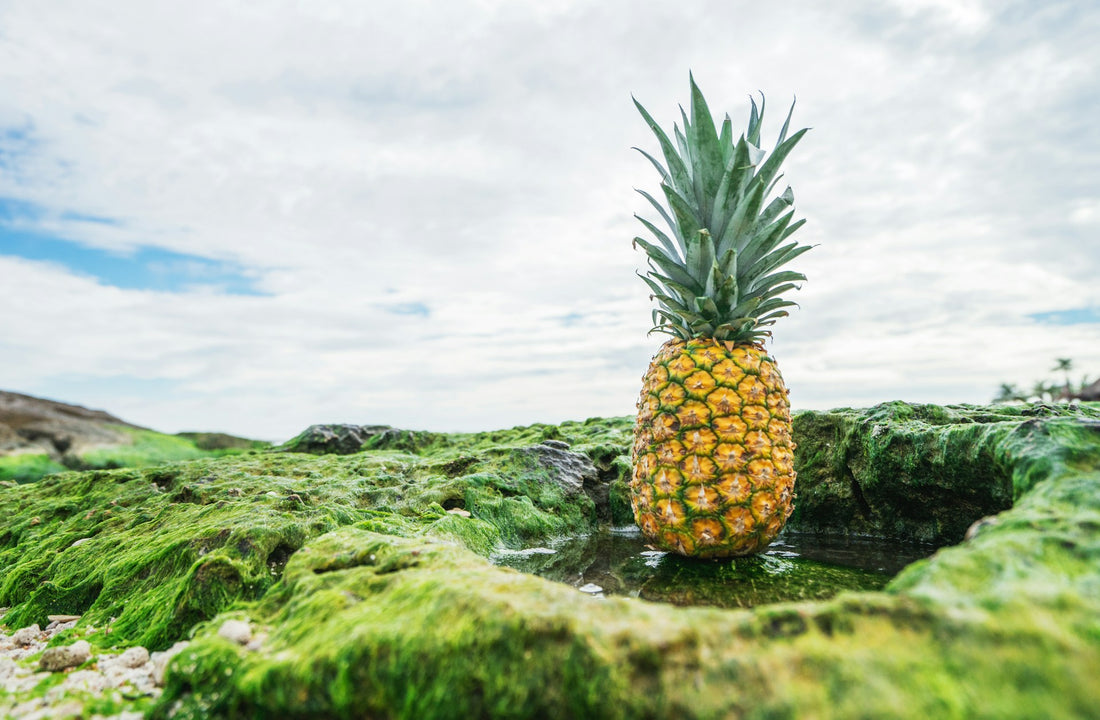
<box><xmin>492</xmin><ymin>527</ymin><xmax>935</xmax><ymax>609</ymax></box>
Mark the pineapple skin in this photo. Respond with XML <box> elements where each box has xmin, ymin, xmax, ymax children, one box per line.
<box><xmin>631</xmin><ymin>338</ymin><xmax>796</xmax><ymax>558</ymax></box>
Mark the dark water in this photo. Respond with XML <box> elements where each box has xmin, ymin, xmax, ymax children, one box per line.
<box><xmin>491</xmin><ymin>527</ymin><xmax>935</xmax><ymax>609</ymax></box>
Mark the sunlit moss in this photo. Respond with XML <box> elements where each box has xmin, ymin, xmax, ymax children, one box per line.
<box><xmin>77</xmin><ymin>426</ymin><xmax>212</xmax><ymax>470</ymax></box>
<box><xmin>0</xmin><ymin>453</ymin><xmax>67</xmax><ymax>483</ymax></box>
<box><xmin>2</xmin><ymin>406</ymin><xmax>1099</xmax><ymax>719</ymax></box>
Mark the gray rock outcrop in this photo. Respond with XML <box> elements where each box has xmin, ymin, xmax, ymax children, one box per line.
<box><xmin>0</xmin><ymin>390</ymin><xmax>142</xmax><ymax>461</ymax></box>
<box><xmin>279</xmin><ymin>424</ymin><xmax>393</xmax><ymax>455</ymax></box>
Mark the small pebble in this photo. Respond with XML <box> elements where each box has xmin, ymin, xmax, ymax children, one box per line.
<box><xmin>446</xmin><ymin>508</ymin><xmax>472</xmax><ymax>518</ymax></box>
<box><xmin>118</xmin><ymin>646</ymin><xmax>150</xmax><ymax>668</ymax></box>
<box><xmin>58</xmin><ymin>667</ymin><xmax>107</xmax><ymax>693</ymax></box>
<box><xmin>218</xmin><ymin>619</ymin><xmax>253</xmax><ymax>645</ymax></box>
<box><xmin>152</xmin><ymin>641</ymin><xmax>190</xmax><ymax>687</ymax></box>
<box><xmin>11</xmin><ymin>625</ymin><xmax>41</xmax><ymax>647</ymax></box>
<box><xmin>39</xmin><ymin>640</ymin><xmax>91</xmax><ymax>672</ymax></box>
<box><xmin>245</xmin><ymin>632</ymin><xmax>268</xmax><ymax>652</ymax></box>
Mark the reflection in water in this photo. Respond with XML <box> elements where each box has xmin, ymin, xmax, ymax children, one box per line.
<box><xmin>492</xmin><ymin>527</ymin><xmax>935</xmax><ymax>609</ymax></box>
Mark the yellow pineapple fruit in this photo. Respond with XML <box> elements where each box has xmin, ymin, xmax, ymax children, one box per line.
<box><xmin>630</xmin><ymin>76</ymin><xmax>810</xmax><ymax>557</ymax></box>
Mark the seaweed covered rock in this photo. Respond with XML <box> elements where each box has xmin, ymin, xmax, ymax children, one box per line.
<box><xmin>277</xmin><ymin>423</ymin><xmax>392</xmax><ymax>455</ymax></box>
<box><xmin>789</xmin><ymin>402</ymin><xmax>1024</xmax><ymax>542</ymax></box>
<box><xmin>2</xmin><ymin>404</ymin><xmax>1099</xmax><ymax>719</ymax></box>
<box><xmin>0</xmin><ymin>421</ymin><xmax>628</xmax><ymax>653</ymax></box>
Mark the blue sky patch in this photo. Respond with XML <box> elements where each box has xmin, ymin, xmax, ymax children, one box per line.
<box><xmin>0</xmin><ymin>124</ymin><xmax>35</xmax><ymax>171</ymax></box>
<box><xmin>1029</xmin><ymin>307</ymin><xmax>1100</xmax><ymax>325</ymax></box>
<box><xmin>381</xmin><ymin>301</ymin><xmax>430</xmax><ymax>317</ymax></box>
<box><xmin>0</xmin><ymin>196</ymin><xmax>263</xmax><ymax>295</ymax></box>
<box><xmin>27</xmin><ymin>375</ymin><xmax>181</xmax><ymax>412</ymax></box>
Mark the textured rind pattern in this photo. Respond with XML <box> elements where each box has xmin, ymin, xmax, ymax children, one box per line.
<box><xmin>631</xmin><ymin>339</ymin><xmax>795</xmax><ymax>557</ymax></box>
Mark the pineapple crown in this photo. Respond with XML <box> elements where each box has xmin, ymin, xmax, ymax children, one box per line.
<box><xmin>633</xmin><ymin>74</ymin><xmax>811</xmax><ymax>343</ymax></box>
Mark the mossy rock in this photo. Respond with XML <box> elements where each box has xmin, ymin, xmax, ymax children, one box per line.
<box><xmin>2</xmin><ymin>403</ymin><xmax>1099</xmax><ymax>718</ymax></box>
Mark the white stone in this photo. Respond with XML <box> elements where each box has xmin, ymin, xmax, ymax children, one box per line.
<box><xmin>59</xmin><ymin>668</ymin><xmax>108</xmax><ymax>694</ymax></box>
<box><xmin>217</xmin><ymin>619</ymin><xmax>252</xmax><ymax>645</ymax></box>
<box><xmin>152</xmin><ymin>641</ymin><xmax>190</xmax><ymax>687</ymax></box>
<box><xmin>245</xmin><ymin>632</ymin><xmax>268</xmax><ymax>652</ymax></box>
<box><xmin>38</xmin><ymin>640</ymin><xmax>91</xmax><ymax>672</ymax></box>
<box><xmin>11</xmin><ymin>625</ymin><xmax>41</xmax><ymax>646</ymax></box>
<box><xmin>118</xmin><ymin>646</ymin><xmax>150</xmax><ymax>668</ymax></box>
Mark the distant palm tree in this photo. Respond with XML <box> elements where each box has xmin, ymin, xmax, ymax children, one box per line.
<box><xmin>1031</xmin><ymin>380</ymin><xmax>1056</xmax><ymax>402</ymax></box>
<box><xmin>1053</xmin><ymin>358</ymin><xmax>1074</xmax><ymax>398</ymax></box>
<box><xmin>994</xmin><ymin>383</ymin><xmax>1022</xmax><ymax>403</ymax></box>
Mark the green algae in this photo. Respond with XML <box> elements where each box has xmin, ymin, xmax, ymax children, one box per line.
<box><xmin>3</xmin><ymin>404</ymin><xmax>1100</xmax><ymax>719</ymax></box>
<box><xmin>1</xmin><ymin>426</ymin><xmax>272</xmax><ymax>484</ymax></box>
<box><xmin>0</xmin><ymin>432</ymin><xmax>609</xmax><ymax>652</ymax></box>
<box><xmin>0</xmin><ymin>453</ymin><xmax>67</xmax><ymax>483</ymax></box>
<box><xmin>789</xmin><ymin>401</ymin><xmax>1100</xmax><ymax>542</ymax></box>
<box><xmin>146</xmin><ymin>403</ymin><xmax>1099</xmax><ymax>719</ymax></box>
<box><xmin>153</xmin><ymin>521</ymin><xmax>1100</xmax><ymax>719</ymax></box>
<box><xmin>76</xmin><ymin>426</ymin><xmax>227</xmax><ymax>470</ymax></box>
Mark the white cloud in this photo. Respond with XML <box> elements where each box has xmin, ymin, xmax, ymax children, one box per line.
<box><xmin>885</xmin><ymin>0</ymin><xmax>992</xmax><ymax>34</ymax></box>
<box><xmin>1</xmin><ymin>0</ymin><xmax>1098</xmax><ymax>440</ymax></box>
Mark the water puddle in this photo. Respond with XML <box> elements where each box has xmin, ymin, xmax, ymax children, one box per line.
<box><xmin>492</xmin><ymin>527</ymin><xmax>935</xmax><ymax>609</ymax></box>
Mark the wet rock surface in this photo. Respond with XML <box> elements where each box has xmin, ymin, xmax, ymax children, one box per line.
<box><xmin>521</xmin><ymin>439</ymin><xmax>595</xmax><ymax>494</ymax></box>
<box><xmin>2</xmin><ymin>404</ymin><xmax>1099</xmax><ymax>718</ymax></box>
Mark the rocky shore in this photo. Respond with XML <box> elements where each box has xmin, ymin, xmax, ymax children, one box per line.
<box><xmin>0</xmin><ymin>610</ymin><xmax>185</xmax><ymax>719</ymax></box>
<box><xmin>2</xmin><ymin>402</ymin><xmax>1099</xmax><ymax>718</ymax></box>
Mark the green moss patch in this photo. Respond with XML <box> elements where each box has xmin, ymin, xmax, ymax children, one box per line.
<box><xmin>2</xmin><ymin>426</ymin><xmax>272</xmax><ymax>484</ymax></box>
<box><xmin>0</xmin><ymin>453</ymin><xmax>67</xmax><ymax>484</ymax></box>
<box><xmin>0</xmin><ymin>431</ymin><xmax>608</xmax><ymax>653</ymax></box>
<box><xmin>789</xmin><ymin>401</ymin><xmax>1100</xmax><ymax>542</ymax></box>
<box><xmin>76</xmin><ymin>426</ymin><xmax>216</xmax><ymax>470</ymax></box>
<box><xmin>3</xmin><ymin>405</ymin><xmax>1099</xmax><ymax>719</ymax></box>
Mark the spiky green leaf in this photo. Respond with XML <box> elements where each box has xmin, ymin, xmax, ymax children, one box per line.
<box><xmin>661</xmin><ymin>184</ymin><xmax>703</xmax><ymax>241</ymax></box>
<box><xmin>635</xmin><ymin>242</ymin><xmax>698</xmax><ymax>291</ymax></box>
<box><xmin>688</xmin><ymin>75</ymin><xmax>724</xmax><ymax>214</ymax></box>
<box><xmin>633</xmin><ymin>80</ymin><xmax>811</xmax><ymax>344</ymax></box>
<box><xmin>754</xmin><ymin>128</ymin><xmax>808</xmax><ymax>199</ymax></box>
<box><xmin>632</xmin><ymin>147</ymin><xmax>672</xmax><ymax>185</ymax></box>
<box><xmin>635</xmin><ymin>189</ymin><xmax>685</xmax><ymax>253</ymax></box>
<box><xmin>717</xmin><ymin>178</ymin><xmax>767</xmax><ymax>256</ymax></box>
<box><xmin>747</xmin><ymin>94</ymin><xmax>763</xmax><ymax>146</ymax></box>
<box><xmin>633</xmin><ymin>97</ymin><xmax>693</xmax><ymax>197</ymax></box>
<box><xmin>634</xmin><ymin>215</ymin><xmax>681</xmax><ymax>260</ymax></box>
<box><xmin>684</xmin><ymin>229</ymin><xmax>715</xmax><ymax>286</ymax></box>
<box><xmin>719</xmin><ymin>114</ymin><xmax>733</xmax><ymax>163</ymax></box>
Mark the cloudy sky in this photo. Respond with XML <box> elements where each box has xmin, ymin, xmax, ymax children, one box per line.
<box><xmin>1</xmin><ymin>1</ymin><xmax>1098</xmax><ymax>441</ymax></box>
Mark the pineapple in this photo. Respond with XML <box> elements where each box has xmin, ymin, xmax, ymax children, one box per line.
<box><xmin>630</xmin><ymin>76</ymin><xmax>810</xmax><ymax>558</ymax></box>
